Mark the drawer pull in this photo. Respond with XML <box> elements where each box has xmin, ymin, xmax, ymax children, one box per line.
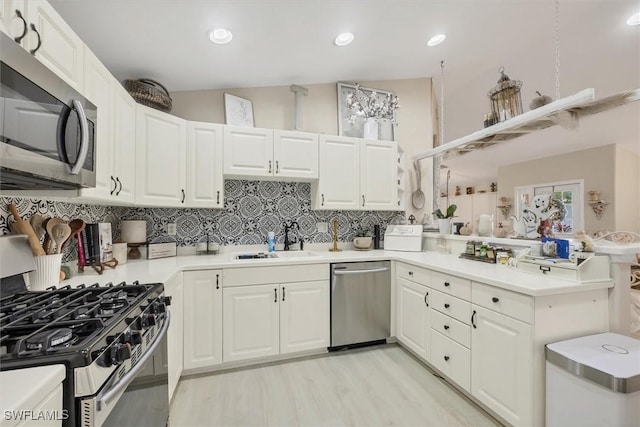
<box><xmin>444</xmin><ymin>325</ymin><xmax>450</xmax><ymax>330</ymax></box>
<box><xmin>274</xmin><ymin>288</ymin><xmax>277</xmax><ymax>303</ymax></box>
<box><xmin>424</xmin><ymin>292</ymin><xmax>429</xmax><ymax>307</ymax></box>
<box><xmin>444</xmin><ymin>281</ymin><xmax>450</xmax><ymax>287</ymax></box>
<box><xmin>471</xmin><ymin>310</ymin><xmax>477</xmax><ymax>328</ymax></box>
<box><xmin>492</xmin><ymin>297</ymin><xmax>500</xmax><ymax>303</ymax></box>
<box><xmin>444</xmin><ymin>303</ymin><xmax>450</xmax><ymax>309</ymax></box>
<box><xmin>408</xmin><ymin>271</ymin><xmax>413</xmax><ymax>276</ymax></box>
<box><xmin>216</xmin><ymin>274</ymin><xmax>219</xmax><ymax>289</ymax></box>
<box><xmin>444</xmin><ymin>355</ymin><xmax>450</xmax><ymax>362</ymax></box>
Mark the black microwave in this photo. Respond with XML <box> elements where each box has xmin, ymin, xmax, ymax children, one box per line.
<box><xmin>0</xmin><ymin>32</ymin><xmax>96</xmax><ymax>190</ymax></box>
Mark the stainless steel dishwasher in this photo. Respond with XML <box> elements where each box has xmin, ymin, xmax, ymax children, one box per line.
<box><xmin>330</xmin><ymin>261</ymin><xmax>391</xmax><ymax>350</ymax></box>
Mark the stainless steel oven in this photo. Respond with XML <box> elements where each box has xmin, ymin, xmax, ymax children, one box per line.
<box><xmin>79</xmin><ymin>312</ymin><xmax>170</xmax><ymax>427</ymax></box>
<box><xmin>0</xmin><ymin>32</ymin><xmax>96</xmax><ymax>190</ymax></box>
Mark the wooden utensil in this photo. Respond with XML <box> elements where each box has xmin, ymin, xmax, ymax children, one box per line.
<box><xmin>52</xmin><ymin>223</ymin><xmax>72</xmax><ymax>254</ymax></box>
<box><xmin>30</xmin><ymin>214</ymin><xmax>46</xmax><ymax>241</ymax></box>
<box><xmin>61</xmin><ymin>219</ymin><xmax>86</xmax><ymax>252</ymax></box>
<box><xmin>7</xmin><ymin>204</ymin><xmax>46</xmax><ymax>256</ymax></box>
<box><xmin>45</xmin><ymin>217</ymin><xmax>65</xmax><ymax>254</ymax></box>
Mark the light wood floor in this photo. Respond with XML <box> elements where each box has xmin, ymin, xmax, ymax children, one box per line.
<box><xmin>170</xmin><ymin>344</ymin><xmax>502</xmax><ymax>427</ymax></box>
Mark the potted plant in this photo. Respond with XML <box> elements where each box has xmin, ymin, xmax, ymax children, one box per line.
<box><xmin>353</xmin><ymin>225</ymin><xmax>373</xmax><ymax>250</ymax></box>
<box><xmin>433</xmin><ymin>204</ymin><xmax>457</xmax><ymax>234</ymax></box>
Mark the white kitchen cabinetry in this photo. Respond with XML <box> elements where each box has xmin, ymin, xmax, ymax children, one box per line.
<box><xmin>165</xmin><ymin>272</ymin><xmax>184</xmax><ymax>401</ymax></box>
<box><xmin>25</xmin><ymin>0</ymin><xmax>84</xmax><ymax>91</ymax></box>
<box><xmin>223</xmin><ymin>265</ymin><xmax>329</xmax><ymax>363</ymax></box>
<box><xmin>186</xmin><ymin>122</ymin><xmax>224</xmax><ymax>208</ymax></box>
<box><xmin>471</xmin><ymin>305</ymin><xmax>533</xmax><ymax>426</ymax></box>
<box><xmin>313</xmin><ymin>135</ymin><xmax>397</xmax><ymax>210</ymax></box>
<box><xmin>223</xmin><ymin>127</ymin><xmax>318</xmax><ymax>180</ymax></box>
<box><xmin>183</xmin><ymin>270</ymin><xmax>223</xmax><ymax>371</ymax></box>
<box><xmin>135</xmin><ymin>104</ymin><xmax>186</xmax><ymax>206</ymax></box>
<box><xmin>396</xmin><ymin>277</ymin><xmax>430</xmax><ymax>360</ymax></box>
<box><xmin>110</xmin><ymin>84</ymin><xmax>136</xmax><ymax>203</ymax></box>
<box><xmin>0</xmin><ymin>0</ymin><xmax>26</xmax><ymax>40</ymax></box>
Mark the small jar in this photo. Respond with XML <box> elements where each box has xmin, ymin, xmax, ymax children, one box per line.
<box><xmin>497</xmin><ymin>252</ymin><xmax>509</xmax><ymax>265</ymax></box>
<box><xmin>479</xmin><ymin>243</ymin><xmax>488</xmax><ymax>257</ymax></box>
<box><xmin>466</xmin><ymin>241</ymin><xmax>475</xmax><ymax>255</ymax></box>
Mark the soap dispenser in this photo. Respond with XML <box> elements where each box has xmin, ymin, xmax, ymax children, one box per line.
<box><xmin>267</xmin><ymin>231</ymin><xmax>276</xmax><ymax>252</ymax></box>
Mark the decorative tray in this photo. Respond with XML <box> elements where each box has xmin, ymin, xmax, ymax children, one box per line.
<box><xmin>458</xmin><ymin>253</ymin><xmax>496</xmax><ymax>264</ymax></box>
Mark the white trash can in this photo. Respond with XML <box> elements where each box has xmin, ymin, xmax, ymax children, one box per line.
<box><xmin>545</xmin><ymin>332</ymin><xmax>640</xmax><ymax>427</ymax></box>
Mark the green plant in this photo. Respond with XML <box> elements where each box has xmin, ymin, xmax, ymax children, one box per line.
<box><xmin>433</xmin><ymin>204</ymin><xmax>457</xmax><ymax>219</ymax></box>
<box><xmin>354</xmin><ymin>225</ymin><xmax>372</xmax><ymax>237</ymax></box>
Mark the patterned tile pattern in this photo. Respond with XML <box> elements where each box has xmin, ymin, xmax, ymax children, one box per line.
<box><xmin>1</xmin><ymin>181</ymin><xmax>403</xmax><ymax>261</ymax></box>
<box><xmin>120</xmin><ymin>180</ymin><xmax>402</xmax><ymax>246</ymax></box>
<box><xmin>0</xmin><ymin>196</ymin><xmax>124</xmax><ymax>263</ymax></box>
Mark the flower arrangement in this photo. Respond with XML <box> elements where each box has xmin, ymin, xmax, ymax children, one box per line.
<box><xmin>345</xmin><ymin>84</ymin><xmax>399</xmax><ymax>124</ymax></box>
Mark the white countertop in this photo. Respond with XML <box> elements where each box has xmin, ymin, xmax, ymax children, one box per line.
<box><xmin>0</xmin><ymin>364</ymin><xmax>65</xmax><ymax>425</ymax></box>
<box><xmin>61</xmin><ymin>248</ymin><xmax>613</xmax><ymax>297</ymax></box>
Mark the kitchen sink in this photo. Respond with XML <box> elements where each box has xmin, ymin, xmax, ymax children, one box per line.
<box><xmin>274</xmin><ymin>250</ymin><xmax>318</xmax><ymax>258</ymax></box>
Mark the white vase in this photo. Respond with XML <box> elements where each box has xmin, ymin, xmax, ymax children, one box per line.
<box><xmin>438</xmin><ymin>218</ymin><xmax>451</xmax><ymax>234</ymax></box>
<box><xmin>363</xmin><ymin>117</ymin><xmax>378</xmax><ymax>140</ymax></box>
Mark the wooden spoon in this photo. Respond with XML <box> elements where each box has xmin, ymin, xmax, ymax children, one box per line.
<box><xmin>45</xmin><ymin>218</ymin><xmax>65</xmax><ymax>254</ymax></box>
<box><xmin>61</xmin><ymin>219</ymin><xmax>86</xmax><ymax>251</ymax></box>
<box><xmin>30</xmin><ymin>214</ymin><xmax>46</xmax><ymax>241</ymax></box>
<box><xmin>7</xmin><ymin>204</ymin><xmax>46</xmax><ymax>256</ymax></box>
<box><xmin>52</xmin><ymin>223</ymin><xmax>72</xmax><ymax>255</ymax></box>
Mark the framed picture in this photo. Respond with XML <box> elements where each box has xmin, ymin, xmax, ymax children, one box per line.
<box><xmin>224</xmin><ymin>93</ymin><xmax>255</xmax><ymax>127</ymax></box>
<box><xmin>337</xmin><ymin>82</ymin><xmax>396</xmax><ymax>141</ymax></box>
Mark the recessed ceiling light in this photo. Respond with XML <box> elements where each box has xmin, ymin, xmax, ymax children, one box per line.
<box><xmin>209</xmin><ymin>28</ymin><xmax>233</xmax><ymax>44</ymax></box>
<box><xmin>334</xmin><ymin>32</ymin><xmax>355</xmax><ymax>47</ymax></box>
<box><xmin>627</xmin><ymin>12</ymin><xmax>640</xmax><ymax>26</ymax></box>
<box><xmin>427</xmin><ymin>34</ymin><xmax>446</xmax><ymax>47</ymax></box>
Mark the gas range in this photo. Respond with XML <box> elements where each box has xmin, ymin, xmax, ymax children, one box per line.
<box><xmin>0</xmin><ymin>281</ymin><xmax>170</xmax><ymax>427</ymax></box>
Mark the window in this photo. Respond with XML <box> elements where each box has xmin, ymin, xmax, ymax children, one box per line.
<box><xmin>514</xmin><ymin>180</ymin><xmax>584</xmax><ymax>237</ymax></box>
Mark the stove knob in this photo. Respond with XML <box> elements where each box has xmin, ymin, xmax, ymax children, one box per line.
<box><xmin>129</xmin><ymin>331</ymin><xmax>143</xmax><ymax>346</ymax></box>
<box><xmin>126</xmin><ymin>316</ymin><xmax>142</xmax><ymax>330</ymax></box>
<box><xmin>110</xmin><ymin>343</ymin><xmax>131</xmax><ymax>365</ymax></box>
<box><xmin>162</xmin><ymin>296</ymin><xmax>172</xmax><ymax>306</ymax></box>
<box><xmin>141</xmin><ymin>314</ymin><xmax>156</xmax><ymax>328</ymax></box>
<box><xmin>151</xmin><ymin>301</ymin><xmax>166</xmax><ymax>314</ymax></box>
<box><xmin>106</xmin><ymin>335</ymin><xmax>118</xmax><ymax>345</ymax></box>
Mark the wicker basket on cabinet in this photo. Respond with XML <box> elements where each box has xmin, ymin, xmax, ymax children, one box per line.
<box><xmin>123</xmin><ymin>78</ymin><xmax>173</xmax><ymax>112</ymax></box>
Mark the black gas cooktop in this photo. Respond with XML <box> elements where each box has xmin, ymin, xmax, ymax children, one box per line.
<box><xmin>0</xmin><ymin>282</ymin><xmax>163</xmax><ymax>368</ymax></box>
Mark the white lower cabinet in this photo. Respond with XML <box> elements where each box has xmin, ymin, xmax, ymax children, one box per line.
<box><xmin>396</xmin><ymin>277</ymin><xmax>430</xmax><ymax>361</ymax></box>
<box><xmin>471</xmin><ymin>305</ymin><xmax>533</xmax><ymax>426</ymax></box>
<box><xmin>183</xmin><ymin>270</ymin><xmax>223</xmax><ymax>371</ymax></box>
<box><xmin>165</xmin><ymin>272</ymin><xmax>184</xmax><ymax>401</ymax></box>
<box><xmin>430</xmin><ymin>329</ymin><xmax>471</xmax><ymax>392</ymax></box>
<box><xmin>223</xmin><ymin>280</ymin><xmax>329</xmax><ymax>363</ymax></box>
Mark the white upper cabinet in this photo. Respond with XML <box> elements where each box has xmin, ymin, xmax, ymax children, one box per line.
<box><xmin>360</xmin><ymin>139</ymin><xmax>398</xmax><ymax>210</ymax></box>
<box><xmin>25</xmin><ymin>0</ymin><xmax>84</xmax><ymax>92</ymax></box>
<box><xmin>135</xmin><ymin>104</ymin><xmax>186</xmax><ymax>207</ymax></box>
<box><xmin>186</xmin><ymin>122</ymin><xmax>224</xmax><ymax>208</ymax></box>
<box><xmin>111</xmin><ymin>85</ymin><xmax>136</xmax><ymax>203</ymax></box>
<box><xmin>313</xmin><ymin>135</ymin><xmax>397</xmax><ymax>210</ymax></box>
<box><xmin>272</xmin><ymin>130</ymin><xmax>319</xmax><ymax>180</ymax></box>
<box><xmin>0</xmin><ymin>0</ymin><xmax>27</xmax><ymax>40</ymax></box>
<box><xmin>223</xmin><ymin>126</ymin><xmax>274</xmax><ymax>178</ymax></box>
<box><xmin>223</xmin><ymin>127</ymin><xmax>319</xmax><ymax>180</ymax></box>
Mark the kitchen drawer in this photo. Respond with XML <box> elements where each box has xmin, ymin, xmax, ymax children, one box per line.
<box><xmin>224</xmin><ymin>264</ymin><xmax>328</xmax><ymax>287</ymax></box>
<box><xmin>430</xmin><ymin>290</ymin><xmax>471</xmax><ymax>325</ymax></box>
<box><xmin>431</xmin><ymin>310</ymin><xmax>471</xmax><ymax>348</ymax></box>
<box><xmin>430</xmin><ymin>329</ymin><xmax>470</xmax><ymax>392</ymax></box>
<box><xmin>472</xmin><ymin>282</ymin><xmax>534</xmax><ymax>324</ymax></box>
<box><xmin>431</xmin><ymin>271</ymin><xmax>471</xmax><ymax>300</ymax></box>
<box><xmin>396</xmin><ymin>262</ymin><xmax>431</xmax><ymax>286</ymax></box>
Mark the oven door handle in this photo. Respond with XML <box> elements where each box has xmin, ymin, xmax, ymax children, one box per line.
<box><xmin>96</xmin><ymin>311</ymin><xmax>170</xmax><ymax>411</ymax></box>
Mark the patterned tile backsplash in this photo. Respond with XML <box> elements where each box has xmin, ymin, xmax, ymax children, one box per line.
<box><xmin>1</xmin><ymin>180</ymin><xmax>403</xmax><ymax>262</ymax></box>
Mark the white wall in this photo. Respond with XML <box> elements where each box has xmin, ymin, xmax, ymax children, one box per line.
<box><xmin>614</xmin><ymin>145</ymin><xmax>640</xmax><ymax>233</ymax></box>
<box><xmin>171</xmin><ymin>78</ymin><xmax>434</xmax><ymax>220</ymax></box>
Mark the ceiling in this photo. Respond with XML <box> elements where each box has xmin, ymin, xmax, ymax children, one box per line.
<box><xmin>49</xmin><ymin>0</ymin><xmax>640</xmax><ymax>188</ymax></box>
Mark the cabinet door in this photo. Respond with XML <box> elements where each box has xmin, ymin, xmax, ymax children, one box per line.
<box><xmin>186</xmin><ymin>122</ymin><xmax>224</xmax><ymax>208</ymax></box>
<box><xmin>183</xmin><ymin>270</ymin><xmax>223</xmax><ymax>370</ymax></box>
<box><xmin>280</xmin><ymin>280</ymin><xmax>329</xmax><ymax>354</ymax></box>
<box><xmin>0</xmin><ymin>0</ymin><xmax>26</xmax><ymax>40</ymax></box>
<box><xmin>112</xmin><ymin>86</ymin><xmax>136</xmax><ymax>203</ymax></box>
<box><xmin>165</xmin><ymin>273</ymin><xmax>183</xmax><ymax>401</ymax></box>
<box><xmin>315</xmin><ymin>135</ymin><xmax>360</xmax><ymax>210</ymax></box>
<box><xmin>25</xmin><ymin>0</ymin><xmax>84</xmax><ymax>91</ymax></box>
<box><xmin>360</xmin><ymin>139</ymin><xmax>397</xmax><ymax>210</ymax></box>
<box><xmin>273</xmin><ymin>130</ymin><xmax>318</xmax><ymax>180</ymax></box>
<box><xmin>223</xmin><ymin>284</ymin><xmax>280</xmax><ymax>362</ymax></box>
<box><xmin>223</xmin><ymin>126</ymin><xmax>273</xmax><ymax>177</ymax></box>
<box><xmin>135</xmin><ymin>105</ymin><xmax>186</xmax><ymax>206</ymax></box>
<box><xmin>471</xmin><ymin>306</ymin><xmax>533</xmax><ymax>426</ymax></box>
<box><xmin>79</xmin><ymin>47</ymin><xmax>114</xmax><ymax>201</ymax></box>
<box><xmin>396</xmin><ymin>277</ymin><xmax>430</xmax><ymax>361</ymax></box>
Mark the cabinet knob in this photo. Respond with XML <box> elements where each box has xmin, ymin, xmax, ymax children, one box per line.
<box><xmin>444</xmin><ymin>325</ymin><xmax>450</xmax><ymax>330</ymax></box>
<box><xmin>444</xmin><ymin>282</ymin><xmax>450</xmax><ymax>287</ymax></box>
<box><xmin>408</xmin><ymin>271</ymin><xmax>413</xmax><ymax>276</ymax></box>
<box><xmin>444</xmin><ymin>303</ymin><xmax>450</xmax><ymax>309</ymax></box>
<box><xmin>492</xmin><ymin>297</ymin><xmax>500</xmax><ymax>303</ymax></box>
<box><xmin>444</xmin><ymin>355</ymin><xmax>450</xmax><ymax>362</ymax></box>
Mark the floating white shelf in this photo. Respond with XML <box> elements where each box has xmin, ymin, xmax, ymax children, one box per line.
<box><xmin>413</xmin><ymin>88</ymin><xmax>640</xmax><ymax>162</ymax></box>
